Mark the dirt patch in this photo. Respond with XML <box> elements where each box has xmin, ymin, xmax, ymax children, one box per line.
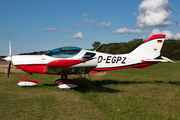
<box><xmin>94</xmin><ymin>72</ymin><xmax>107</xmax><ymax>77</ymax></box>
<box><xmin>0</xmin><ymin>62</ymin><xmax>25</xmax><ymax>73</ymax></box>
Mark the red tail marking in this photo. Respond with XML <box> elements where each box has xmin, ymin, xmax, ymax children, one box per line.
<box><xmin>144</xmin><ymin>34</ymin><xmax>166</xmax><ymax>43</ymax></box>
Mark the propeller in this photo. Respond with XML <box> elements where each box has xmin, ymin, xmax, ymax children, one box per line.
<box><xmin>4</xmin><ymin>38</ymin><xmax>12</xmax><ymax>78</ymax></box>
<box><xmin>7</xmin><ymin>61</ymin><xmax>11</xmax><ymax>78</ymax></box>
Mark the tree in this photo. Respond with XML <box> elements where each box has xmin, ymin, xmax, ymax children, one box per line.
<box><xmin>92</xmin><ymin>41</ymin><xmax>101</xmax><ymax>50</ymax></box>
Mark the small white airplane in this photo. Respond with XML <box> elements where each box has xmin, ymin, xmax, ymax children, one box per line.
<box><xmin>4</xmin><ymin>34</ymin><xmax>174</xmax><ymax>89</ymax></box>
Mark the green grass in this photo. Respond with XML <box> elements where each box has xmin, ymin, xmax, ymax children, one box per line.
<box><xmin>1</xmin><ymin>63</ymin><xmax>180</xmax><ymax>119</ymax></box>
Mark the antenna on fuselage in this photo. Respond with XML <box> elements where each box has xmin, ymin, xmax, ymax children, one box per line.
<box><xmin>94</xmin><ymin>41</ymin><xmax>105</xmax><ymax>52</ymax></box>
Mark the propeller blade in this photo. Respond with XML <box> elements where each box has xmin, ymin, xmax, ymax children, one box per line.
<box><xmin>6</xmin><ymin>38</ymin><xmax>12</xmax><ymax>78</ymax></box>
<box><xmin>8</xmin><ymin>61</ymin><xmax>11</xmax><ymax>78</ymax></box>
<box><xmin>9</xmin><ymin>38</ymin><xmax>11</xmax><ymax>56</ymax></box>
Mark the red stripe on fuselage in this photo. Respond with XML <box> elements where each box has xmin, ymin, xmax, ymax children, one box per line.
<box><xmin>89</xmin><ymin>62</ymin><xmax>157</xmax><ymax>74</ymax></box>
<box><xmin>15</xmin><ymin>64</ymin><xmax>47</xmax><ymax>74</ymax></box>
<box><xmin>15</xmin><ymin>59</ymin><xmax>92</xmax><ymax>74</ymax></box>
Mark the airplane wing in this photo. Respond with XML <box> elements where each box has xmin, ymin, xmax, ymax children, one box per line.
<box><xmin>47</xmin><ymin>58</ymin><xmax>92</xmax><ymax>67</ymax></box>
<box><xmin>46</xmin><ymin>58</ymin><xmax>97</xmax><ymax>75</ymax></box>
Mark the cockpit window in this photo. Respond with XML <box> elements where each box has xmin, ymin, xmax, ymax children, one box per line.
<box><xmin>44</xmin><ymin>46</ymin><xmax>82</xmax><ymax>58</ymax></box>
<box><xmin>82</xmin><ymin>52</ymin><xmax>96</xmax><ymax>59</ymax></box>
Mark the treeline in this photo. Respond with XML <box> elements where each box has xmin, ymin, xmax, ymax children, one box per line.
<box><xmin>161</xmin><ymin>40</ymin><xmax>180</xmax><ymax>60</ymax></box>
<box><xmin>19</xmin><ymin>51</ymin><xmax>48</xmax><ymax>55</ymax></box>
<box><xmin>92</xmin><ymin>39</ymin><xmax>180</xmax><ymax>60</ymax></box>
<box><xmin>92</xmin><ymin>39</ymin><xmax>144</xmax><ymax>54</ymax></box>
<box><xmin>18</xmin><ymin>38</ymin><xmax>180</xmax><ymax>60</ymax></box>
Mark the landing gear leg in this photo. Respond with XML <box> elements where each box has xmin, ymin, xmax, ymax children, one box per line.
<box><xmin>54</xmin><ymin>75</ymin><xmax>64</xmax><ymax>85</ymax></box>
<box><xmin>17</xmin><ymin>73</ymin><xmax>38</xmax><ymax>87</ymax></box>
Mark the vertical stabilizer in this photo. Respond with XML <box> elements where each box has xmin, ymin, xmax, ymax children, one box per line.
<box><xmin>128</xmin><ymin>34</ymin><xmax>166</xmax><ymax>60</ymax></box>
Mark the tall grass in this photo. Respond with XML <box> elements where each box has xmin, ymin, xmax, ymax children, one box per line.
<box><xmin>0</xmin><ymin>63</ymin><xmax>180</xmax><ymax>119</ymax></box>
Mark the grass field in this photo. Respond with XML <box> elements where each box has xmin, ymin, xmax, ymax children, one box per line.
<box><xmin>0</xmin><ymin>62</ymin><xmax>180</xmax><ymax>120</ymax></box>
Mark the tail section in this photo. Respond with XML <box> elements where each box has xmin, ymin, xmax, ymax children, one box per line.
<box><xmin>128</xmin><ymin>34</ymin><xmax>166</xmax><ymax>60</ymax></box>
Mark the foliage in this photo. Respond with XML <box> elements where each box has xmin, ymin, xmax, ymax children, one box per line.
<box><xmin>18</xmin><ymin>38</ymin><xmax>180</xmax><ymax>60</ymax></box>
<box><xmin>96</xmin><ymin>38</ymin><xmax>144</xmax><ymax>54</ymax></box>
<box><xmin>92</xmin><ymin>41</ymin><xmax>101</xmax><ymax>50</ymax></box>
<box><xmin>19</xmin><ymin>51</ymin><xmax>48</xmax><ymax>55</ymax></box>
<box><xmin>93</xmin><ymin>39</ymin><xmax>180</xmax><ymax>60</ymax></box>
<box><xmin>161</xmin><ymin>39</ymin><xmax>180</xmax><ymax>60</ymax></box>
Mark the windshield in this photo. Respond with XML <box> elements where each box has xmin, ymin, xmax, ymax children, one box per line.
<box><xmin>44</xmin><ymin>46</ymin><xmax>82</xmax><ymax>58</ymax></box>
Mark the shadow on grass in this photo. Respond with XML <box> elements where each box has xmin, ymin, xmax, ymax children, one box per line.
<box><xmin>30</xmin><ymin>77</ymin><xmax>180</xmax><ymax>93</ymax></box>
<box><xmin>74</xmin><ymin>78</ymin><xmax>180</xmax><ymax>93</ymax></box>
<box><xmin>72</xmin><ymin>78</ymin><xmax>172</xmax><ymax>93</ymax></box>
<box><xmin>43</xmin><ymin>84</ymin><xmax>57</xmax><ymax>86</ymax></box>
<box><xmin>166</xmin><ymin>81</ymin><xmax>180</xmax><ymax>85</ymax></box>
<box><xmin>73</xmin><ymin>78</ymin><xmax>120</xmax><ymax>93</ymax></box>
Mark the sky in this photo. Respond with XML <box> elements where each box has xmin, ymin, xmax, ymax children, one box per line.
<box><xmin>0</xmin><ymin>0</ymin><xmax>180</xmax><ymax>56</ymax></box>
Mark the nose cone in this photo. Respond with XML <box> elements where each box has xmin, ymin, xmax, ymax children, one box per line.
<box><xmin>4</xmin><ymin>56</ymin><xmax>11</xmax><ymax>61</ymax></box>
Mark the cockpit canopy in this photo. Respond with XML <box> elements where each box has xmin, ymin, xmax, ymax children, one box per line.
<box><xmin>44</xmin><ymin>46</ymin><xmax>82</xmax><ymax>58</ymax></box>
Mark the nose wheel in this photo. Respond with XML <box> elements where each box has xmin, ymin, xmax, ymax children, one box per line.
<box><xmin>55</xmin><ymin>75</ymin><xmax>79</xmax><ymax>89</ymax></box>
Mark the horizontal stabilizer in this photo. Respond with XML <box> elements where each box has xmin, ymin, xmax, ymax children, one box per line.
<box><xmin>161</xmin><ymin>56</ymin><xmax>175</xmax><ymax>63</ymax></box>
<box><xmin>144</xmin><ymin>56</ymin><xmax>175</xmax><ymax>63</ymax></box>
